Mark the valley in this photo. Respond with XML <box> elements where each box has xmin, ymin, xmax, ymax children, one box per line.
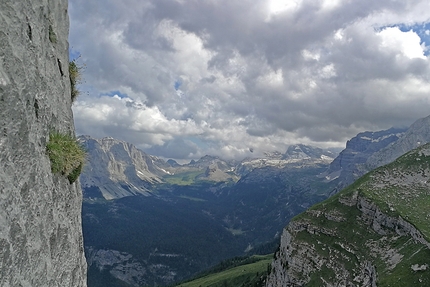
<box><xmin>80</xmin><ymin>139</ymin><xmax>338</xmax><ymax>286</ymax></box>
<box><xmin>80</xmin><ymin>115</ymin><xmax>430</xmax><ymax>287</ymax></box>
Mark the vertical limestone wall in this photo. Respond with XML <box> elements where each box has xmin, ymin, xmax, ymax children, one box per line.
<box><xmin>0</xmin><ymin>0</ymin><xmax>87</xmax><ymax>286</ymax></box>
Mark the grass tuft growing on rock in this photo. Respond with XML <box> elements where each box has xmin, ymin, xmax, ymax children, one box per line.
<box><xmin>69</xmin><ymin>60</ymin><xmax>82</xmax><ymax>102</ymax></box>
<box><xmin>46</xmin><ymin>132</ymin><xmax>86</xmax><ymax>183</ymax></box>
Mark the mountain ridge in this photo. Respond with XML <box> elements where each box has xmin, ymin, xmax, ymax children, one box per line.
<box><xmin>79</xmin><ymin>135</ymin><xmax>338</xmax><ymax>200</ymax></box>
<box><xmin>266</xmin><ymin>142</ymin><xmax>430</xmax><ymax>286</ymax></box>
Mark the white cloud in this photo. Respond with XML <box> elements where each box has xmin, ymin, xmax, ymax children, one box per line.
<box><xmin>73</xmin><ymin>96</ymin><xmax>203</xmax><ymax>146</ymax></box>
<box><xmin>268</xmin><ymin>0</ymin><xmax>302</xmax><ymax>14</ymax></box>
<box><xmin>378</xmin><ymin>27</ymin><xmax>426</xmax><ymax>59</ymax></box>
<box><xmin>69</xmin><ymin>0</ymin><xmax>430</xmax><ymax>160</ymax></box>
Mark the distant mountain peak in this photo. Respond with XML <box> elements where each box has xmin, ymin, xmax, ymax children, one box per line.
<box><xmin>322</xmin><ymin>126</ymin><xmax>407</xmax><ymax>189</ymax></box>
<box><xmin>167</xmin><ymin>159</ymin><xmax>181</xmax><ymax>167</ymax></box>
<box><xmin>197</xmin><ymin>155</ymin><xmax>220</xmax><ymax>162</ymax></box>
<box><xmin>78</xmin><ymin>136</ymin><xmax>168</xmax><ymax>200</ymax></box>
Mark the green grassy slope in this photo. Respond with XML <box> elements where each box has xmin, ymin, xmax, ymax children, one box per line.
<box><xmin>277</xmin><ymin>143</ymin><xmax>430</xmax><ymax>286</ymax></box>
<box><xmin>175</xmin><ymin>254</ymin><xmax>272</xmax><ymax>287</ymax></box>
<box><xmin>162</xmin><ymin>170</ymin><xmax>205</xmax><ymax>185</ymax></box>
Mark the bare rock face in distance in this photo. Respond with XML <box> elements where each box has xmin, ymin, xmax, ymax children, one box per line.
<box><xmin>0</xmin><ymin>1</ymin><xmax>87</xmax><ymax>286</ymax></box>
<box><xmin>79</xmin><ymin>135</ymin><xmax>165</xmax><ymax>200</ymax></box>
<box><xmin>366</xmin><ymin>115</ymin><xmax>430</xmax><ymax>169</ymax></box>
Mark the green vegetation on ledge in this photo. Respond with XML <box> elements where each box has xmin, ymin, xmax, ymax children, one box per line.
<box><xmin>69</xmin><ymin>60</ymin><xmax>82</xmax><ymax>102</ymax></box>
<box><xmin>46</xmin><ymin>132</ymin><xmax>86</xmax><ymax>183</ymax></box>
<box><xmin>359</xmin><ymin>143</ymin><xmax>430</xmax><ymax>241</ymax></box>
<box><xmin>282</xmin><ymin>143</ymin><xmax>430</xmax><ymax>286</ymax></box>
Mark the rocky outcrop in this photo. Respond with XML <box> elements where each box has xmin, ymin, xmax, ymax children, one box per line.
<box><xmin>0</xmin><ymin>1</ymin><xmax>86</xmax><ymax>286</ymax></box>
<box><xmin>267</xmin><ymin>143</ymin><xmax>430</xmax><ymax>286</ymax></box>
<box><xmin>267</xmin><ymin>191</ymin><xmax>429</xmax><ymax>286</ymax></box>
<box><xmin>354</xmin><ymin>195</ymin><xmax>430</xmax><ymax>249</ymax></box>
<box><xmin>199</xmin><ymin>162</ymin><xmax>238</xmax><ymax>182</ymax></box>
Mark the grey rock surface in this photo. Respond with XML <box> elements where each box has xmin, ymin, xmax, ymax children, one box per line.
<box><xmin>367</xmin><ymin>115</ymin><xmax>430</xmax><ymax>169</ymax></box>
<box><xmin>323</xmin><ymin>127</ymin><xmax>406</xmax><ymax>189</ymax></box>
<box><xmin>79</xmin><ymin>135</ymin><xmax>166</xmax><ymax>200</ymax></box>
<box><xmin>266</xmin><ymin>192</ymin><xmax>428</xmax><ymax>287</ymax></box>
<box><xmin>0</xmin><ymin>1</ymin><xmax>87</xmax><ymax>286</ymax></box>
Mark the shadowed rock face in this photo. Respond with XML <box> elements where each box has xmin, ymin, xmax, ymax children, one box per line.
<box><xmin>325</xmin><ymin>116</ymin><xmax>430</xmax><ymax>194</ymax></box>
<box><xmin>0</xmin><ymin>1</ymin><xmax>87</xmax><ymax>286</ymax></box>
<box><xmin>323</xmin><ymin>127</ymin><xmax>406</xmax><ymax>191</ymax></box>
<box><xmin>366</xmin><ymin>115</ymin><xmax>430</xmax><ymax>169</ymax></box>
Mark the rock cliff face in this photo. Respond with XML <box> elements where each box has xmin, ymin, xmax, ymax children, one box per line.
<box><xmin>367</xmin><ymin>115</ymin><xmax>430</xmax><ymax>169</ymax></box>
<box><xmin>266</xmin><ymin>143</ymin><xmax>430</xmax><ymax>286</ymax></box>
<box><xmin>79</xmin><ymin>136</ymin><xmax>166</xmax><ymax>200</ymax></box>
<box><xmin>325</xmin><ymin>115</ymin><xmax>430</xmax><ymax>195</ymax></box>
<box><xmin>322</xmin><ymin>127</ymin><xmax>406</xmax><ymax>190</ymax></box>
<box><xmin>0</xmin><ymin>1</ymin><xmax>87</xmax><ymax>286</ymax></box>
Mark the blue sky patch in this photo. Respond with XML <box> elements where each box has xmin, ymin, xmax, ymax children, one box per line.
<box><xmin>377</xmin><ymin>22</ymin><xmax>430</xmax><ymax>55</ymax></box>
<box><xmin>101</xmin><ymin>90</ymin><xmax>129</xmax><ymax>99</ymax></box>
<box><xmin>174</xmin><ymin>79</ymin><xmax>182</xmax><ymax>90</ymax></box>
<box><xmin>399</xmin><ymin>22</ymin><xmax>430</xmax><ymax>41</ymax></box>
<box><xmin>69</xmin><ymin>48</ymin><xmax>81</xmax><ymax>62</ymax></box>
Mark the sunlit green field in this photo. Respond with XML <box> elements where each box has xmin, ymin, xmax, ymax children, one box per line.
<box><xmin>176</xmin><ymin>254</ymin><xmax>272</xmax><ymax>287</ymax></box>
<box><xmin>163</xmin><ymin>170</ymin><xmax>204</xmax><ymax>185</ymax></box>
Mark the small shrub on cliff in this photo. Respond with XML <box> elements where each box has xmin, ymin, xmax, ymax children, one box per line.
<box><xmin>46</xmin><ymin>132</ymin><xmax>86</xmax><ymax>183</ymax></box>
<box><xmin>69</xmin><ymin>60</ymin><xmax>82</xmax><ymax>102</ymax></box>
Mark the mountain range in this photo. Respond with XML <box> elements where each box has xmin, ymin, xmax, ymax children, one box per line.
<box><xmin>79</xmin><ymin>136</ymin><xmax>337</xmax><ymax>200</ymax></box>
<box><xmin>80</xmin><ymin>139</ymin><xmax>340</xmax><ymax>286</ymax></box>
<box><xmin>265</xmin><ymin>115</ymin><xmax>430</xmax><ymax>286</ymax></box>
<box><xmin>79</xmin><ymin>114</ymin><xmax>430</xmax><ymax>287</ymax></box>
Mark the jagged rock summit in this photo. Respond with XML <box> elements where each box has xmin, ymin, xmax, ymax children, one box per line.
<box><xmin>324</xmin><ymin>115</ymin><xmax>430</xmax><ymax>193</ymax></box>
<box><xmin>0</xmin><ymin>1</ymin><xmax>87</xmax><ymax>286</ymax></box>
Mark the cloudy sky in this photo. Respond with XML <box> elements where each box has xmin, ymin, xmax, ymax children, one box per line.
<box><xmin>69</xmin><ymin>0</ymin><xmax>430</xmax><ymax>161</ymax></box>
